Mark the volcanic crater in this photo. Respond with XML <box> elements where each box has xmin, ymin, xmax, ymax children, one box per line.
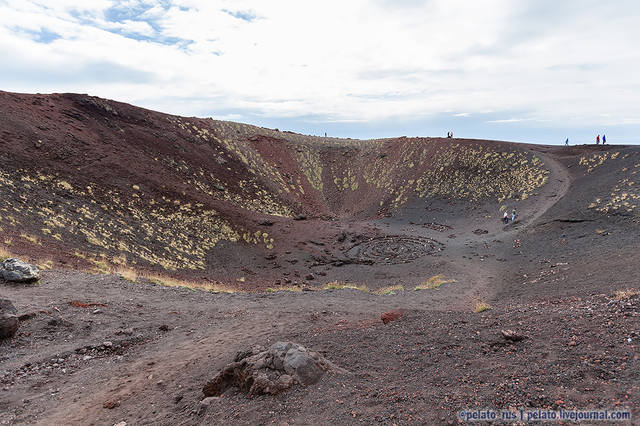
<box><xmin>1</xmin><ymin>91</ymin><xmax>639</xmax><ymax>425</ymax></box>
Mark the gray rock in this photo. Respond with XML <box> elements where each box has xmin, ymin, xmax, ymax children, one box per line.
<box><xmin>203</xmin><ymin>341</ymin><xmax>347</xmax><ymax>397</ymax></box>
<box><xmin>0</xmin><ymin>298</ymin><xmax>19</xmax><ymax>339</ymax></box>
<box><xmin>1</xmin><ymin>258</ymin><xmax>40</xmax><ymax>283</ymax></box>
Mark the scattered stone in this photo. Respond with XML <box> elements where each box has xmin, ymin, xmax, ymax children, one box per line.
<box><xmin>215</xmin><ymin>155</ymin><xmax>227</xmax><ymax>165</ymax></box>
<box><xmin>259</xmin><ymin>219</ymin><xmax>274</xmax><ymax>226</ymax></box>
<box><xmin>305</xmin><ymin>273</ymin><xmax>315</xmax><ymax>280</ymax></box>
<box><xmin>199</xmin><ymin>396</ymin><xmax>219</xmax><ymax>408</ymax></box>
<box><xmin>501</xmin><ymin>329</ymin><xmax>526</xmax><ymax>342</ymax></box>
<box><xmin>115</xmin><ymin>327</ymin><xmax>134</xmax><ymax>336</ymax></box>
<box><xmin>103</xmin><ymin>341</ymin><xmax>113</xmax><ymax>348</ymax></box>
<box><xmin>294</xmin><ymin>214</ymin><xmax>307</xmax><ymax>221</ymax></box>
<box><xmin>381</xmin><ymin>310</ymin><xmax>403</xmax><ymax>324</ymax></box>
<box><xmin>159</xmin><ymin>324</ymin><xmax>170</xmax><ymax>332</ymax></box>
<box><xmin>18</xmin><ymin>312</ymin><xmax>36</xmax><ymax>321</ymax></box>
<box><xmin>113</xmin><ymin>422</ymin><xmax>127</xmax><ymax>426</ymax></box>
<box><xmin>212</xmin><ymin>183</ymin><xmax>226</xmax><ymax>191</ymax></box>
<box><xmin>0</xmin><ymin>298</ymin><xmax>19</xmax><ymax>339</ymax></box>
<box><xmin>203</xmin><ymin>342</ymin><xmax>347</xmax><ymax>397</ymax></box>
<box><xmin>472</xmin><ymin>229</ymin><xmax>488</xmax><ymax>235</ymax></box>
<box><xmin>0</xmin><ymin>258</ymin><xmax>40</xmax><ymax>283</ymax></box>
<box><xmin>103</xmin><ymin>399</ymin><xmax>120</xmax><ymax>409</ymax></box>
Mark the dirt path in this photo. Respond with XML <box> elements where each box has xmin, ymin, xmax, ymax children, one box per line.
<box><xmin>432</xmin><ymin>152</ymin><xmax>571</xmax><ymax>311</ymax></box>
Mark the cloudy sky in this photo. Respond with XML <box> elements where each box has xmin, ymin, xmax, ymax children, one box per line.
<box><xmin>1</xmin><ymin>0</ymin><xmax>639</xmax><ymax>144</ymax></box>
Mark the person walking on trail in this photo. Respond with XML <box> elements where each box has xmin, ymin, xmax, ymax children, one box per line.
<box><xmin>503</xmin><ymin>211</ymin><xmax>509</xmax><ymax>224</ymax></box>
<box><xmin>565</xmin><ymin>137</ymin><xmax>569</xmax><ymax>146</ymax></box>
<box><xmin>596</xmin><ymin>135</ymin><xmax>600</xmax><ymax>144</ymax></box>
<box><xmin>511</xmin><ymin>209</ymin><xmax>516</xmax><ymax>222</ymax></box>
<box><xmin>603</xmin><ymin>134</ymin><xmax>606</xmax><ymax>144</ymax></box>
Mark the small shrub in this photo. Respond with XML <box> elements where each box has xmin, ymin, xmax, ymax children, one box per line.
<box><xmin>90</xmin><ymin>259</ymin><xmax>110</xmax><ymax>274</ymax></box>
<box><xmin>374</xmin><ymin>285</ymin><xmax>404</xmax><ymax>295</ymax></box>
<box><xmin>38</xmin><ymin>260</ymin><xmax>54</xmax><ymax>270</ymax></box>
<box><xmin>265</xmin><ymin>286</ymin><xmax>302</xmax><ymax>293</ymax></box>
<box><xmin>322</xmin><ymin>281</ymin><xmax>368</xmax><ymax>291</ymax></box>
<box><xmin>415</xmin><ymin>274</ymin><xmax>456</xmax><ymax>290</ymax></box>
<box><xmin>0</xmin><ymin>245</ymin><xmax>12</xmax><ymax>260</ymax></box>
<box><xmin>20</xmin><ymin>233</ymin><xmax>40</xmax><ymax>245</ymax></box>
<box><xmin>474</xmin><ymin>302</ymin><xmax>492</xmax><ymax>313</ymax></box>
<box><xmin>141</xmin><ymin>273</ymin><xmax>237</xmax><ymax>293</ymax></box>
<box><xmin>115</xmin><ymin>267</ymin><xmax>138</xmax><ymax>283</ymax></box>
<box><xmin>615</xmin><ymin>289</ymin><xmax>640</xmax><ymax>300</ymax></box>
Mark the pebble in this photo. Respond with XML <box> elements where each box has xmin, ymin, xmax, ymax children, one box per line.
<box><xmin>83</xmin><ymin>355</ymin><xmax>93</xmax><ymax>361</ymax></box>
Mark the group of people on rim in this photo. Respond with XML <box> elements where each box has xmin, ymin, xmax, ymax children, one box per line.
<box><xmin>564</xmin><ymin>134</ymin><xmax>606</xmax><ymax>146</ymax></box>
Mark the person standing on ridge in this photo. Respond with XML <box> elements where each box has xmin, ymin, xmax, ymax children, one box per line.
<box><xmin>503</xmin><ymin>211</ymin><xmax>509</xmax><ymax>224</ymax></box>
<box><xmin>596</xmin><ymin>135</ymin><xmax>600</xmax><ymax>144</ymax></box>
<box><xmin>603</xmin><ymin>134</ymin><xmax>606</xmax><ymax>144</ymax></box>
<box><xmin>565</xmin><ymin>137</ymin><xmax>569</xmax><ymax>146</ymax></box>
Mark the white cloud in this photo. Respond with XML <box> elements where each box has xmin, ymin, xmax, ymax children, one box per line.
<box><xmin>0</xmin><ymin>0</ymin><xmax>639</xmax><ymax>136</ymax></box>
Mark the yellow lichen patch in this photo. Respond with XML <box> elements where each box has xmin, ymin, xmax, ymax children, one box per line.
<box><xmin>295</xmin><ymin>145</ymin><xmax>324</xmax><ymax>192</ymax></box>
<box><xmin>414</xmin><ymin>145</ymin><xmax>548</xmax><ymax>202</ymax></box>
<box><xmin>578</xmin><ymin>152</ymin><xmax>620</xmax><ymax>173</ymax></box>
<box><xmin>332</xmin><ymin>168</ymin><xmax>359</xmax><ymax>191</ymax></box>
<box><xmin>0</xmin><ymin>168</ymin><xmax>275</xmax><ymax>272</ymax></box>
<box><xmin>588</xmin><ymin>170</ymin><xmax>640</xmax><ymax>213</ymax></box>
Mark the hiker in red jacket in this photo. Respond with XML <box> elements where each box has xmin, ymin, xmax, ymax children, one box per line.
<box><xmin>596</xmin><ymin>135</ymin><xmax>600</xmax><ymax>144</ymax></box>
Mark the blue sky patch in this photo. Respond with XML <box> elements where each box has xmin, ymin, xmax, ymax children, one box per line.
<box><xmin>222</xmin><ymin>9</ymin><xmax>257</xmax><ymax>22</ymax></box>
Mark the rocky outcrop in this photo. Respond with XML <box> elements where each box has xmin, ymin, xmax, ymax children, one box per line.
<box><xmin>381</xmin><ymin>310</ymin><xmax>403</xmax><ymax>324</ymax></box>
<box><xmin>203</xmin><ymin>342</ymin><xmax>347</xmax><ymax>397</ymax></box>
<box><xmin>0</xmin><ymin>298</ymin><xmax>19</xmax><ymax>339</ymax></box>
<box><xmin>1</xmin><ymin>258</ymin><xmax>40</xmax><ymax>283</ymax></box>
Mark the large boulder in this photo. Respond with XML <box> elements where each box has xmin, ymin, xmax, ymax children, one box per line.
<box><xmin>1</xmin><ymin>258</ymin><xmax>40</xmax><ymax>283</ymax></box>
<box><xmin>203</xmin><ymin>342</ymin><xmax>347</xmax><ymax>397</ymax></box>
<box><xmin>0</xmin><ymin>299</ymin><xmax>19</xmax><ymax>339</ymax></box>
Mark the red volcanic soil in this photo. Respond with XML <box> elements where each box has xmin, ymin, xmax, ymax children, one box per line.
<box><xmin>1</xmin><ymin>91</ymin><xmax>640</xmax><ymax>424</ymax></box>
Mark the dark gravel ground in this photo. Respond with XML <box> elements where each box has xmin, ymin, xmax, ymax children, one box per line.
<box><xmin>1</xmin><ymin>270</ymin><xmax>638</xmax><ymax>425</ymax></box>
